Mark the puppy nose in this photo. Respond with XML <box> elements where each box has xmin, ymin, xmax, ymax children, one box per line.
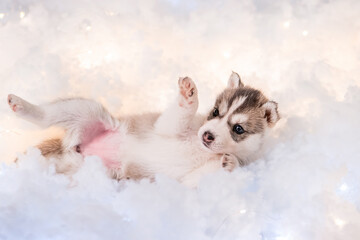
<box><xmin>203</xmin><ymin>131</ymin><xmax>215</xmax><ymax>144</ymax></box>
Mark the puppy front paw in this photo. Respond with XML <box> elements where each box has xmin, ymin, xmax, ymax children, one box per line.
<box><xmin>178</xmin><ymin>77</ymin><xmax>198</xmax><ymax>108</ymax></box>
<box><xmin>221</xmin><ymin>153</ymin><xmax>240</xmax><ymax>172</ymax></box>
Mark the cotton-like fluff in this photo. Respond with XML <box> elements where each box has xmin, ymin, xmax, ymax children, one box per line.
<box><xmin>0</xmin><ymin>87</ymin><xmax>360</xmax><ymax>239</ymax></box>
<box><xmin>1</xmin><ymin>0</ymin><xmax>360</xmax><ymax>239</ymax></box>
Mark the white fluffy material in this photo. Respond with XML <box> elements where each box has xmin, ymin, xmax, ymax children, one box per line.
<box><xmin>1</xmin><ymin>0</ymin><xmax>360</xmax><ymax>239</ymax></box>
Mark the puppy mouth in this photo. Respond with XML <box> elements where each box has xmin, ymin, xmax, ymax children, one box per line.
<box><xmin>200</xmin><ymin>139</ymin><xmax>225</xmax><ymax>154</ymax></box>
<box><xmin>201</xmin><ymin>140</ymin><xmax>215</xmax><ymax>153</ymax></box>
<box><xmin>202</xmin><ymin>140</ymin><xmax>210</xmax><ymax>148</ymax></box>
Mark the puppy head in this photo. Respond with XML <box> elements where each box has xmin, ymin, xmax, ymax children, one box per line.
<box><xmin>198</xmin><ymin>72</ymin><xmax>280</xmax><ymax>159</ymax></box>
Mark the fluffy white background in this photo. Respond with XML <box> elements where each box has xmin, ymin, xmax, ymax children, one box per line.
<box><xmin>1</xmin><ymin>0</ymin><xmax>360</xmax><ymax>239</ymax></box>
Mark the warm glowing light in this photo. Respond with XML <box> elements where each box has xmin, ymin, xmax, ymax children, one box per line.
<box><xmin>0</xmin><ymin>13</ymin><xmax>4</xmax><ymax>19</ymax></box>
<box><xmin>339</xmin><ymin>183</ymin><xmax>348</xmax><ymax>191</ymax></box>
<box><xmin>283</xmin><ymin>21</ymin><xmax>290</xmax><ymax>28</ymax></box>
<box><xmin>78</xmin><ymin>50</ymin><xmax>95</xmax><ymax>69</ymax></box>
<box><xmin>19</xmin><ymin>11</ymin><xmax>26</xmax><ymax>19</ymax></box>
<box><xmin>105</xmin><ymin>11</ymin><xmax>115</xmax><ymax>16</ymax></box>
<box><xmin>77</xmin><ymin>46</ymin><xmax>120</xmax><ymax>69</ymax></box>
<box><xmin>333</xmin><ymin>217</ymin><xmax>346</xmax><ymax>229</ymax></box>
<box><xmin>85</xmin><ymin>25</ymin><xmax>92</xmax><ymax>31</ymax></box>
<box><xmin>223</xmin><ymin>51</ymin><xmax>231</xmax><ymax>59</ymax></box>
<box><xmin>104</xmin><ymin>52</ymin><xmax>119</xmax><ymax>63</ymax></box>
<box><xmin>302</xmin><ymin>30</ymin><xmax>308</xmax><ymax>36</ymax></box>
<box><xmin>0</xmin><ymin>128</ymin><xmax>20</xmax><ymax>135</ymax></box>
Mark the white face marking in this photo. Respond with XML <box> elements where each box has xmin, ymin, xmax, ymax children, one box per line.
<box><xmin>231</xmin><ymin>133</ymin><xmax>262</xmax><ymax>158</ymax></box>
<box><xmin>222</xmin><ymin>96</ymin><xmax>247</xmax><ymax>120</ymax></box>
<box><xmin>218</xmin><ymin>101</ymin><xmax>228</xmax><ymax>116</ymax></box>
<box><xmin>230</xmin><ymin>114</ymin><xmax>248</xmax><ymax>125</ymax></box>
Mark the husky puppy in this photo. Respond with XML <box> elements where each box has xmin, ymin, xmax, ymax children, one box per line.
<box><xmin>7</xmin><ymin>72</ymin><xmax>279</xmax><ymax>187</ymax></box>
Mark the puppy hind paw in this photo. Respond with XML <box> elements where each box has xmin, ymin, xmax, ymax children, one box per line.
<box><xmin>7</xmin><ymin>94</ymin><xmax>25</xmax><ymax>113</ymax></box>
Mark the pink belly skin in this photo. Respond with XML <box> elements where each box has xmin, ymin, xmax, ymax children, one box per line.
<box><xmin>80</xmin><ymin>123</ymin><xmax>123</xmax><ymax>169</ymax></box>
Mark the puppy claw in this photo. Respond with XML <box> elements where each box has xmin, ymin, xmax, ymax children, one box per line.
<box><xmin>189</xmin><ymin>88</ymin><xmax>194</xmax><ymax>97</ymax></box>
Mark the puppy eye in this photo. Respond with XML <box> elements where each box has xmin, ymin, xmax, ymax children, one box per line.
<box><xmin>233</xmin><ymin>124</ymin><xmax>245</xmax><ymax>134</ymax></box>
<box><xmin>213</xmin><ymin>108</ymin><xmax>219</xmax><ymax>117</ymax></box>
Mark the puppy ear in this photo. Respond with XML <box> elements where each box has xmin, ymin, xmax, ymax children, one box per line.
<box><xmin>262</xmin><ymin>101</ymin><xmax>280</xmax><ymax>127</ymax></box>
<box><xmin>227</xmin><ymin>71</ymin><xmax>244</xmax><ymax>89</ymax></box>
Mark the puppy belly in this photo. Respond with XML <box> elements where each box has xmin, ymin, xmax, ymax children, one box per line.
<box><xmin>81</xmin><ymin>129</ymin><xmax>123</xmax><ymax>169</ymax></box>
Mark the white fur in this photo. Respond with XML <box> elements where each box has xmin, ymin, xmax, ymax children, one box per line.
<box><xmin>8</xmin><ymin>73</ymin><xmax>277</xmax><ymax>187</ymax></box>
<box><xmin>230</xmin><ymin>113</ymin><xmax>248</xmax><ymax>125</ymax></box>
<box><xmin>232</xmin><ymin>133</ymin><xmax>263</xmax><ymax>163</ymax></box>
<box><xmin>218</xmin><ymin>100</ymin><xmax>228</xmax><ymax>116</ymax></box>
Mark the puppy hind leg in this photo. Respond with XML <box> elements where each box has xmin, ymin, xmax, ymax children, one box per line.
<box><xmin>8</xmin><ymin>95</ymin><xmax>120</xmax><ymax>149</ymax></box>
<box><xmin>8</xmin><ymin>94</ymin><xmax>46</xmax><ymax>126</ymax></box>
<box><xmin>42</xmin><ymin>98</ymin><xmax>120</xmax><ymax>149</ymax></box>
<box><xmin>42</xmin><ymin>98</ymin><xmax>119</xmax><ymax>131</ymax></box>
